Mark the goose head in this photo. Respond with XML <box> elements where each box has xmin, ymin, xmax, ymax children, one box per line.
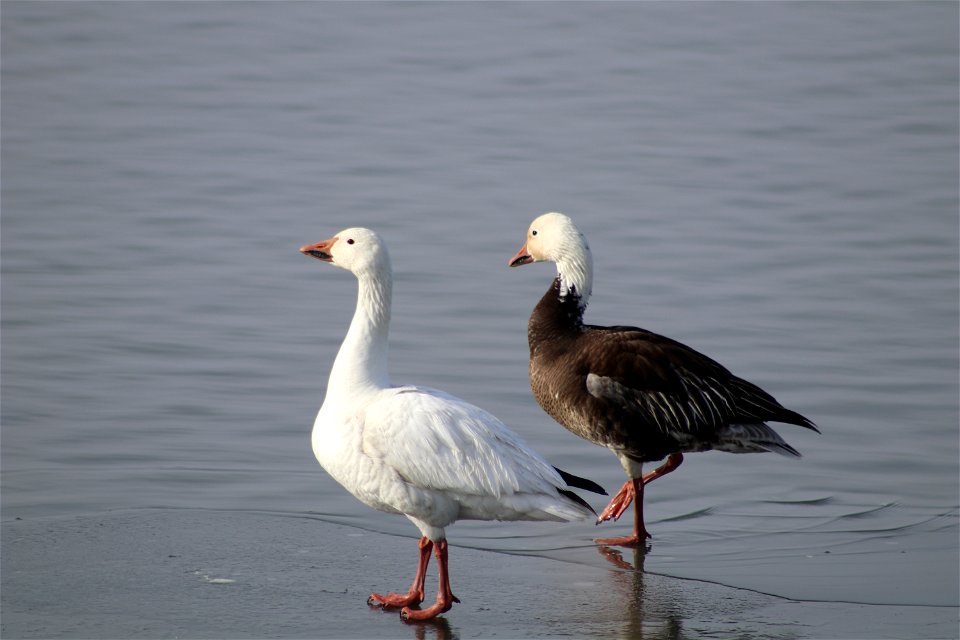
<box><xmin>509</xmin><ymin>212</ymin><xmax>590</xmax><ymax>267</ymax></box>
<box><xmin>300</xmin><ymin>227</ymin><xmax>391</xmax><ymax>277</ymax></box>
<box><xmin>509</xmin><ymin>212</ymin><xmax>593</xmax><ymax>302</ymax></box>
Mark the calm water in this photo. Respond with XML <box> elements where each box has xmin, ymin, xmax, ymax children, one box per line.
<box><xmin>3</xmin><ymin>0</ymin><xmax>957</xmax><ymax>616</ymax></box>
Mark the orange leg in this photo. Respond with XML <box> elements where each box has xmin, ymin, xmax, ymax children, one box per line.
<box><xmin>368</xmin><ymin>536</ymin><xmax>433</xmax><ymax>608</ymax></box>
<box><xmin>401</xmin><ymin>539</ymin><xmax>460</xmax><ymax>621</ymax></box>
<box><xmin>596</xmin><ymin>477</ymin><xmax>639</xmax><ymax>524</ymax></box>
<box><xmin>594</xmin><ymin>453</ymin><xmax>684</xmax><ymax>547</ymax></box>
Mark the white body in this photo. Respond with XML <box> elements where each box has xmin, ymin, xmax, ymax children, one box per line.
<box><xmin>307</xmin><ymin>227</ymin><xmax>593</xmax><ymax>542</ymax></box>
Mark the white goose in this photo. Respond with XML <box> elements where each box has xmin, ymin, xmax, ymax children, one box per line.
<box><xmin>300</xmin><ymin>227</ymin><xmax>604</xmax><ymax>621</ymax></box>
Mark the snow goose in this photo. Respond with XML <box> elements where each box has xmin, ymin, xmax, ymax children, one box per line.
<box><xmin>300</xmin><ymin>227</ymin><xmax>604</xmax><ymax>620</ymax></box>
<box><xmin>508</xmin><ymin>212</ymin><xmax>818</xmax><ymax>547</ymax></box>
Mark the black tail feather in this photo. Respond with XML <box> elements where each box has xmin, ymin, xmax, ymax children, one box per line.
<box><xmin>554</xmin><ymin>467</ymin><xmax>607</xmax><ymax>496</ymax></box>
<box><xmin>730</xmin><ymin>378</ymin><xmax>820</xmax><ymax>433</ymax></box>
<box><xmin>781</xmin><ymin>409</ymin><xmax>820</xmax><ymax>433</ymax></box>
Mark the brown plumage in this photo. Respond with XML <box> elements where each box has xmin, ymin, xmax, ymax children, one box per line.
<box><xmin>510</xmin><ymin>212</ymin><xmax>819</xmax><ymax>546</ymax></box>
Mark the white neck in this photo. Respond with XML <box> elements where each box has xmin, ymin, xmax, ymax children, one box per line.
<box><xmin>555</xmin><ymin>243</ymin><xmax>593</xmax><ymax>307</ymax></box>
<box><xmin>325</xmin><ymin>268</ymin><xmax>392</xmax><ymax>398</ymax></box>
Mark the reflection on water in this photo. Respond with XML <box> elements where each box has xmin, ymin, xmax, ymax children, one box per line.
<box><xmin>405</xmin><ymin>616</ymin><xmax>457</xmax><ymax>640</ymax></box>
<box><xmin>598</xmin><ymin>546</ymin><xmax>681</xmax><ymax>640</ymax></box>
<box><xmin>602</xmin><ymin>546</ymin><xmax>655</xmax><ymax>639</ymax></box>
<box><xmin>595</xmin><ymin>544</ymin><xmax>807</xmax><ymax>640</ymax></box>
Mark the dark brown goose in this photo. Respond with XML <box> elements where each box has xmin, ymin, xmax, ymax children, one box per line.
<box><xmin>509</xmin><ymin>212</ymin><xmax>818</xmax><ymax>547</ymax></box>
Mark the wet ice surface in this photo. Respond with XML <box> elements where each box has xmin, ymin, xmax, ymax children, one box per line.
<box><xmin>3</xmin><ymin>509</ymin><xmax>956</xmax><ymax>640</ymax></box>
<box><xmin>312</xmin><ymin>483</ymin><xmax>959</xmax><ymax>609</ymax></box>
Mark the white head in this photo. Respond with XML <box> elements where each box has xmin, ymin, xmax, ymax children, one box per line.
<box><xmin>300</xmin><ymin>227</ymin><xmax>391</xmax><ymax>278</ymax></box>
<box><xmin>509</xmin><ymin>212</ymin><xmax>593</xmax><ymax>302</ymax></box>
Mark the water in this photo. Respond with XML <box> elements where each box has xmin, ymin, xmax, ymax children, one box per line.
<box><xmin>3</xmin><ymin>0</ymin><xmax>957</xmax><ymax>622</ymax></box>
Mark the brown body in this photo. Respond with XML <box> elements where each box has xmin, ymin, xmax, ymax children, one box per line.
<box><xmin>528</xmin><ymin>278</ymin><xmax>817</xmax><ymax>465</ymax></box>
<box><xmin>510</xmin><ymin>211</ymin><xmax>818</xmax><ymax>545</ymax></box>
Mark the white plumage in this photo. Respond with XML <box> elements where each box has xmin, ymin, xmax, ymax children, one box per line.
<box><xmin>316</xmin><ymin>384</ymin><xmax>595</xmax><ymax>537</ymax></box>
<box><xmin>300</xmin><ymin>227</ymin><xmax>600</xmax><ymax>621</ymax></box>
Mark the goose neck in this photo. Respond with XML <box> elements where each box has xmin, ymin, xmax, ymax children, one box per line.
<box><xmin>326</xmin><ymin>270</ymin><xmax>392</xmax><ymax>396</ymax></box>
<box><xmin>555</xmin><ymin>249</ymin><xmax>593</xmax><ymax>310</ymax></box>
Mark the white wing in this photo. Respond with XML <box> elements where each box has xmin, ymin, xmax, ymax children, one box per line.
<box><xmin>362</xmin><ymin>385</ymin><xmax>567</xmax><ymax>500</ymax></box>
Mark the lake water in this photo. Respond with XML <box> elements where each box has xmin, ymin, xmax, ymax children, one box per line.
<box><xmin>3</xmin><ymin>0</ymin><xmax>957</xmax><ymax>632</ymax></box>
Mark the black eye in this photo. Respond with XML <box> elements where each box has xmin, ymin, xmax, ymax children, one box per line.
<box><xmin>531</xmin><ymin>230</ymin><xmax>538</xmax><ymax>236</ymax></box>
<box><xmin>346</xmin><ymin>238</ymin><xmax>354</xmax><ymax>245</ymax></box>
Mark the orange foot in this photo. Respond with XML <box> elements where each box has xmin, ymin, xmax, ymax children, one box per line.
<box><xmin>368</xmin><ymin>536</ymin><xmax>433</xmax><ymax>610</ymax></box>
<box><xmin>596</xmin><ymin>478</ymin><xmax>637</xmax><ymax>524</ymax></box>
<box><xmin>400</xmin><ymin>593</ymin><xmax>460</xmax><ymax>621</ymax></box>
<box><xmin>368</xmin><ymin>588</ymin><xmax>424</xmax><ymax>609</ymax></box>
<box><xmin>594</xmin><ymin>533</ymin><xmax>649</xmax><ymax>547</ymax></box>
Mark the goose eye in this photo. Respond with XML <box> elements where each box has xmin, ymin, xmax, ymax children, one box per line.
<box><xmin>531</xmin><ymin>230</ymin><xmax>538</xmax><ymax>237</ymax></box>
<box><xmin>346</xmin><ymin>238</ymin><xmax>355</xmax><ymax>245</ymax></box>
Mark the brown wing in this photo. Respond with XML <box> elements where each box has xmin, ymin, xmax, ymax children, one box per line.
<box><xmin>581</xmin><ymin>325</ymin><xmax>818</xmax><ymax>440</ymax></box>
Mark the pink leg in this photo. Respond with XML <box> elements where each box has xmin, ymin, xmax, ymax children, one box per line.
<box><xmin>595</xmin><ymin>453</ymin><xmax>684</xmax><ymax>547</ymax></box>
<box><xmin>401</xmin><ymin>540</ymin><xmax>460</xmax><ymax>621</ymax></box>
<box><xmin>368</xmin><ymin>536</ymin><xmax>432</xmax><ymax>608</ymax></box>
